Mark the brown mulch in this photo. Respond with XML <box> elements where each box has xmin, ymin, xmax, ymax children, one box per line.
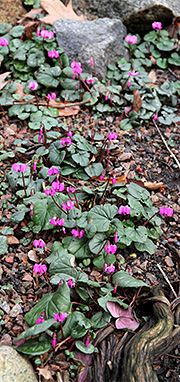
<box><xmin>0</xmin><ymin>0</ymin><xmax>26</xmax><ymax>24</ymax></box>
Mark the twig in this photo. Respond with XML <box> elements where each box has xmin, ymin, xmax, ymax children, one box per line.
<box><xmin>12</xmin><ymin>99</ymin><xmax>92</xmax><ymax>108</ymax></box>
<box><xmin>153</xmin><ymin>120</ymin><xmax>180</xmax><ymax>169</ymax></box>
<box><xmin>157</xmin><ymin>263</ymin><xmax>177</xmax><ymax>298</ymax></box>
<box><xmin>168</xmin><ymin>67</ymin><xmax>180</xmax><ymax>80</ymax></box>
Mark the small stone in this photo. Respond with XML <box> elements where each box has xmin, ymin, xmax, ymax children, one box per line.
<box><xmin>28</xmin><ymin>250</ymin><xmax>39</xmax><ymax>262</ymax></box>
<box><xmin>118</xmin><ymin>152</ymin><xmax>133</xmax><ymax>161</ymax></box>
<box><xmin>10</xmin><ymin>304</ymin><xmax>23</xmax><ymax>317</ymax></box>
<box><xmin>164</xmin><ymin>256</ymin><xmax>174</xmax><ymax>268</ymax></box>
<box><xmin>0</xmin><ymin>346</ymin><xmax>38</xmax><ymax>382</ymax></box>
<box><xmin>146</xmin><ymin>273</ymin><xmax>158</xmax><ymax>284</ymax></box>
<box><xmin>5</xmin><ymin>255</ymin><xmax>14</xmax><ymax>264</ymax></box>
<box><xmin>0</xmin><ymin>302</ymin><xmax>10</xmax><ymax>314</ymax></box>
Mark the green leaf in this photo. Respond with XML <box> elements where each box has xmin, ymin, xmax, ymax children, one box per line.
<box><xmin>62</xmin><ymin>311</ymin><xmax>91</xmax><ymax>339</ymax></box>
<box><xmin>25</xmin><ymin>282</ymin><xmax>71</xmax><ymax>327</ymax></box>
<box><xmin>15</xmin><ymin>318</ymin><xmax>55</xmax><ymax>341</ymax></box>
<box><xmin>89</xmin><ymin>233</ymin><xmax>107</xmax><ymax>254</ymax></box>
<box><xmin>9</xmin><ymin>25</ymin><xmax>25</xmax><ymax>37</ymax></box>
<box><xmin>0</xmin><ymin>23</ymin><xmax>12</xmax><ymax>35</ymax></box>
<box><xmin>36</xmin><ymin>66</ymin><xmax>61</xmax><ymax>87</ymax></box>
<box><xmin>64</xmin><ymin>236</ymin><xmax>92</xmax><ymax>259</ymax></box>
<box><xmin>0</xmin><ymin>227</ymin><xmax>14</xmax><ymax>235</ymax></box>
<box><xmin>11</xmin><ymin>210</ymin><xmax>25</xmax><ymax>223</ymax></box>
<box><xmin>127</xmin><ymin>182</ymin><xmax>150</xmax><ymax>201</ymax></box>
<box><xmin>0</xmin><ymin>236</ymin><xmax>8</xmax><ymax>255</ymax></box>
<box><xmin>16</xmin><ymin>333</ymin><xmax>51</xmax><ymax>355</ymax></box>
<box><xmin>88</xmin><ymin>204</ymin><xmax>118</xmax><ymax>232</ymax></box>
<box><xmin>168</xmin><ymin>52</ymin><xmax>180</xmax><ymax>66</ymax></box>
<box><xmin>72</xmin><ymin>151</ymin><xmax>90</xmax><ymax>167</ymax></box>
<box><xmin>112</xmin><ymin>271</ymin><xmax>149</xmax><ymax>289</ymax></box>
<box><xmin>134</xmin><ymin>238</ymin><xmax>156</xmax><ymax>254</ymax></box>
<box><xmin>91</xmin><ymin>311</ymin><xmax>111</xmax><ymax>329</ymax></box>
<box><xmin>156</xmin><ymin>40</ymin><xmax>174</xmax><ymax>51</ymax></box>
<box><xmin>49</xmin><ymin>141</ymin><xmax>66</xmax><ymax>165</ymax></box>
<box><xmin>156</xmin><ymin>58</ymin><xmax>168</xmax><ymax>69</ymax></box>
<box><xmin>119</xmin><ymin>118</ymin><xmax>133</xmax><ymax>131</ymax></box>
<box><xmin>27</xmin><ymin>49</ymin><xmax>45</xmax><ymax>67</ymax></box>
<box><xmin>75</xmin><ymin>341</ymin><xmax>95</xmax><ymax>354</ymax></box>
<box><xmin>85</xmin><ymin>163</ymin><xmax>103</xmax><ymax>178</ymax></box>
<box><xmin>98</xmin><ymin>294</ymin><xmax>128</xmax><ymax>312</ymax></box>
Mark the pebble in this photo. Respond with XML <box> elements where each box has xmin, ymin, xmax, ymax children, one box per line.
<box><xmin>10</xmin><ymin>304</ymin><xmax>23</xmax><ymax>317</ymax></box>
<box><xmin>0</xmin><ymin>346</ymin><xmax>38</xmax><ymax>382</ymax></box>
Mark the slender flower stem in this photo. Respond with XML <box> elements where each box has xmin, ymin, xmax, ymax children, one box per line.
<box><xmin>99</xmin><ymin>176</ymin><xmax>111</xmax><ymax>204</ymax></box>
<box><xmin>79</xmin><ymin>74</ymin><xmax>92</xmax><ymax>94</ymax></box>
<box><xmin>102</xmin><ymin>252</ymin><xmax>109</xmax><ymax>278</ymax></box>
<box><xmin>143</xmin><ymin>212</ymin><xmax>158</xmax><ymax>226</ymax></box>
<box><xmin>73</xmin><ymin>192</ymin><xmax>80</xmax><ymax>209</ymax></box>
<box><xmin>91</xmin><ymin>240</ymin><xmax>108</xmax><ymax>259</ymax></box>
<box><xmin>34</xmin><ymin>89</ymin><xmax>39</xmax><ymax>108</ymax></box>
<box><xmin>58</xmin><ymin>56</ymin><xmax>63</xmax><ymax>70</ymax></box>
<box><xmin>22</xmin><ymin>173</ymin><xmax>27</xmax><ymax>197</ymax></box>
<box><xmin>51</xmin><ymin>195</ymin><xmax>68</xmax><ymax>215</ymax></box>
<box><xmin>60</xmin><ymin>322</ymin><xmax>64</xmax><ymax>340</ymax></box>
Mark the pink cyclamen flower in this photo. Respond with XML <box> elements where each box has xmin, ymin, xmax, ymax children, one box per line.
<box><xmin>53</xmin><ymin>312</ymin><xmax>68</xmax><ymax>322</ymax></box>
<box><xmin>52</xmin><ymin>181</ymin><xmax>65</xmax><ymax>193</ymax></box>
<box><xmin>105</xmin><ymin>91</ymin><xmax>109</xmax><ymax>101</ymax></box>
<box><xmin>118</xmin><ymin>205</ymin><xmax>131</xmax><ymax>215</ymax></box>
<box><xmin>47</xmin><ymin>92</ymin><xmax>56</xmax><ymax>100</ymax></box>
<box><xmin>67</xmin><ymin>130</ymin><xmax>73</xmax><ymax>137</ymax></box>
<box><xmin>62</xmin><ymin>200</ymin><xmax>74</xmax><ymax>211</ymax></box>
<box><xmin>108</xmin><ymin>132</ymin><xmax>117</xmax><ymax>140</ymax></box>
<box><xmin>90</xmin><ymin>59</ymin><xmax>93</xmax><ymax>66</ymax></box>
<box><xmin>48</xmin><ymin>50</ymin><xmax>59</xmax><ymax>58</ymax></box>
<box><xmin>33</xmin><ymin>239</ymin><xmax>45</xmax><ymax>248</ymax></box>
<box><xmin>60</xmin><ymin>137</ymin><xmax>72</xmax><ymax>146</ymax></box>
<box><xmin>44</xmin><ymin>188</ymin><xmax>56</xmax><ymax>196</ymax></box>
<box><xmin>159</xmin><ymin>206</ymin><xmax>173</xmax><ymax>217</ymax></box>
<box><xmin>105</xmin><ymin>264</ymin><xmax>115</xmax><ymax>274</ymax></box>
<box><xmin>114</xmin><ymin>230</ymin><xmax>118</xmax><ymax>243</ymax></box>
<box><xmin>66</xmin><ymin>186</ymin><xmax>75</xmax><ymax>193</ymax></box>
<box><xmin>71</xmin><ymin>61</ymin><xmax>82</xmax><ymax>75</ymax></box>
<box><xmin>112</xmin><ymin>176</ymin><xmax>116</xmax><ymax>185</ymax></box>
<box><xmin>100</xmin><ymin>173</ymin><xmax>104</xmax><ymax>180</ymax></box>
<box><xmin>52</xmin><ymin>337</ymin><xmax>56</xmax><ymax>347</ymax></box>
<box><xmin>48</xmin><ymin>166</ymin><xmax>59</xmax><ymax>176</ymax></box>
<box><xmin>50</xmin><ymin>217</ymin><xmax>64</xmax><ymax>226</ymax></box>
<box><xmin>12</xmin><ymin>163</ymin><xmax>28</xmax><ymax>172</ymax></box>
<box><xmin>33</xmin><ymin>263</ymin><xmax>47</xmax><ymax>275</ymax></box>
<box><xmin>86</xmin><ymin>77</ymin><xmax>95</xmax><ymax>83</ymax></box>
<box><xmin>105</xmin><ymin>243</ymin><xmax>117</xmax><ymax>255</ymax></box>
<box><xmin>36</xmin><ymin>317</ymin><xmax>44</xmax><ymax>324</ymax></box>
<box><xmin>72</xmin><ymin>228</ymin><xmax>79</xmax><ymax>238</ymax></box>
<box><xmin>153</xmin><ymin>114</ymin><xmax>158</xmax><ymax>121</ymax></box>
<box><xmin>129</xmin><ymin>71</ymin><xmax>139</xmax><ymax>77</ymax></box>
<box><xmin>125</xmin><ymin>35</ymin><xmax>138</xmax><ymax>44</ymax></box>
<box><xmin>67</xmin><ymin>278</ymin><xmax>75</xmax><ymax>288</ymax></box>
<box><xmin>30</xmin><ymin>202</ymin><xmax>33</xmax><ymax>216</ymax></box>
<box><xmin>152</xmin><ymin>22</ymin><xmax>162</xmax><ymax>30</ymax></box>
<box><xmin>41</xmin><ymin>29</ymin><xmax>54</xmax><ymax>39</ymax></box>
<box><xmin>28</xmin><ymin>81</ymin><xmax>38</xmax><ymax>91</ymax></box>
<box><xmin>0</xmin><ymin>38</ymin><xmax>8</xmax><ymax>46</ymax></box>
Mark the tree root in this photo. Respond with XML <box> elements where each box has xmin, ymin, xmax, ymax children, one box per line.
<box><xmin>92</xmin><ymin>285</ymin><xmax>180</xmax><ymax>382</ymax></box>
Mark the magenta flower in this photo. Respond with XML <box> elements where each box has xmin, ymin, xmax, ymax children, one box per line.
<box><xmin>48</xmin><ymin>166</ymin><xmax>59</xmax><ymax>176</ymax></box>
<box><xmin>50</xmin><ymin>217</ymin><xmax>64</xmax><ymax>226</ymax></box>
<box><xmin>105</xmin><ymin>91</ymin><xmax>109</xmax><ymax>101</ymax></box>
<box><xmin>33</xmin><ymin>263</ymin><xmax>47</xmax><ymax>275</ymax></box>
<box><xmin>105</xmin><ymin>264</ymin><xmax>115</xmax><ymax>274</ymax></box>
<box><xmin>108</xmin><ymin>132</ymin><xmax>117</xmax><ymax>140</ymax></box>
<box><xmin>12</xmin><ymin>163</ymin><xmax>28</xmax><ymax>173</ymax></box>
<box><xmin>44</xmin><ymin>188</ymin><xmax>56</xmax><ymax>196</ymax></box>
<box><xmin>62</xmin><ymin>200</ymin><xmax>74</xmax><ymax>211</ymax></box>
<box><xmin>114</xmin><ymin>230</ymin><xmax>118</xmax><ymax>243</ymax></box>
<box><xmin>118</xmin><ymin>205</ymin><xmax>131</xmax><ymax>215</ymax></box>
<box><xmin>105</xmin><ymin>243</ymin><xmax>117</xmax><ymax>255</ymax></box>
<box><xmin>129</xmin><ymin>71</ymin><xmax>139</xmax><ymax>77</ymax></box>
<box><xmin>66</xmin><ymin>186</ymin><xmax>75</xmax><ymax>193</ymax></box>
<box><xmin>36</xmin><ymin>317</ymin><xmax>45</xmax><ymax>324</ymax></box>
<box><xmin>125</xmin><ymin>35</ymin><xmax>138</xmax><ymax>44</ymax></box>
<box><xmin>48</xmin><ymin>50</ymin><xmax>59</xmax><ymax>58</ymax></box>
<box><xmin>67</xmin><ymin>278</ymin><xmax>75</xmax><ymax>288</ymax></box>
<box><xmin>112</xmin><ymin>176</ymin><xmax>116</xmax><ymax>185</ymax></box>
<box><xmin>72</xmin><ymin>228</ymin><xmax>79</xmax><ymax>238</ymax></box>
<box><xmin>0</xmin><ymin>38</ymin><xmax>8</xmax><ymax>46</ymax></box>
<box><xmin>159</xmin><ymin>206</ymin><xmax>173</xmax><ymax>217</ymax></box>
<box><xmin>107</xmin><ymin>301</ymin><xmax>139</xmax><ymax>331</ymax></box>
<box><xmin>47</xmin><ymin>92</ymin><xmax>56</xmax><ymax>100</ymax></box>
<box><xmin>30</xmin><ymin>202</ymin><xmax>33</xmax><ymax>216</ymax></box>
<box><xmin>52</xmin><ymin>337</ymin><xmax>56</xmax><ymax>347</ymax></box>
<box><xmin>152</xmin><ymin>22</ymin><xmax>162</xmax><ymax>30</ymax></box>
<box><xmin>52</xmin><ymin>181</ymin><xmax>65</xmax><ymax>193</ymax></box>
<box><xmin>67</xmin><ymin>130</ymin><xmax>73</xmax><ymax>137</ymax></box>
<box><xmin>71</xmin><ymin>61</ymin><xmax>82</xmax><ymax>75</ymax></box>
<box><xmin>153</xmin><ymin>114</ymin><xmax>158</xmax><ymax>121</ymax></box>
<box><xmin>86</xmin><ymin>77</ymin><xmax>95</xmax><ymax>83</ymax></box>
<box><xmin>33</xmin><ymin>239</ymin><xmax>45</xmax><ymax>248</ymax></box>
<box><xmin>100</xmin><ymin>174</ymin><xmax>104</xmax><ymax>180</ymax></box>
<box><xmin>41</xmin><ymin>29</ymin><xmax>54</xmax><ymax>39</ymax></box>
<box><xmin>60</xmin><ymin>137</ymin><xmax>72</xmax><ymax>146</ymax></box>
<box><xmin>53</xmin><ymin>312</ymin><xmax>68</xmax><ymax>322</ymax></box>
<box><xmin>28</xmin><ymin>81</ymin><xmax>38</xmax><ymax>91</ymax></box>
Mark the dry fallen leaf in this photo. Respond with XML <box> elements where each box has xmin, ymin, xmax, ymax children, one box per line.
<box><xmin>7</xmin><ymin>236</ymin><xmax>19</xmax><ymax>245</ymax></box>
<box><xmin>18</xmin><ymin>8</ymin><xmax>43</xmax><ymax>22</ymax></box>
<box><xmin>49</xmin><ymin>99</ymin><xmax>80</xmax><ymax>116</ymax></box>
<box><xmin>132</xmin><ymin>90</ymin><xmax>143</xmax><ymax>112</ymax></box>
<box><xmin>0</xmin><ymin>72</ymin><xmax>11</xmax><ymax>91</ymax></box>
<box><xmin>37</xmin><ymin>368</ymin><xmax>55</xmax><ymax>381</ymax></box>
<box><xmin>15</xmin><ymin>83</ymin><xmax>30</xmax><ymax>101</ymax></box>
<box><xmin>148</xmin><ymin>70</ymin><xmax>156</xmax><ymax>83</ymax></box>
<box><xmin>40</xmin><ymin>0</ymin><xmax>86</xmax><ymax>25</ymax></box>
<box><xmin>144</xmin><ymin>181</ymin><xmax>165</xmax><ymax>190</ymax></box>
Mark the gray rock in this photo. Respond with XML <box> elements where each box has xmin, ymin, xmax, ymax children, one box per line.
<box><xmin>53</xmin><ymin>18</ymin><xmax>128</xmax><ymax>79</ymax></box>
<box><xmin>73</xmin><ymin>0</ymin><xmax>180</xmax><ymax>33</ymax></box>
<box><xmin>0</xmin><ymin>346</ymin><xmax>38</xmax><ymax>382</ymax></box>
